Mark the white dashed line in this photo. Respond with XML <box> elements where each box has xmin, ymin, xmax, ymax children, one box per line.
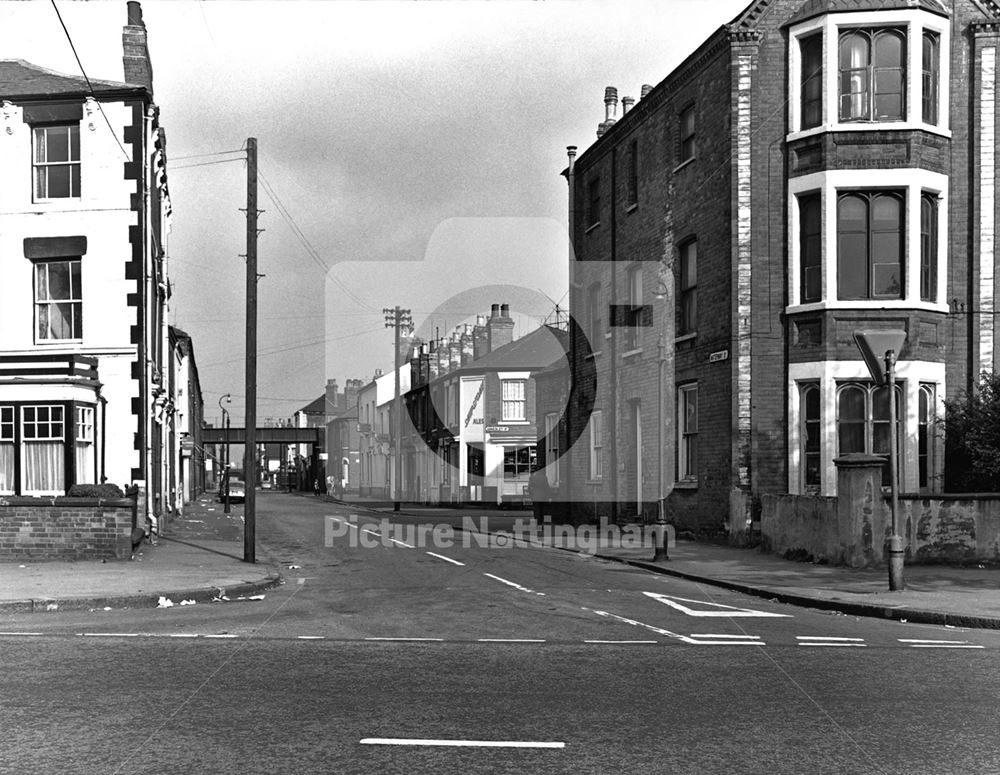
<box><xmin>389</xmin><ymin>538</ymin><xmax>414</xmax><ymax>548</ymax></box>
<box><xmin>362</xmin><ymin>529</ymin><xmax>381</xmax><ymax>538</ymax></box>
<box><xmin>584</xmin><ymin>640</ymin><xmax>659</xmax><ymax>644</ymax></box>
<box><xmin>477</xmin><ymin>639</ymin><xmax>546</xmax><ymax>643</ymax></box>
<box><xmin>360</xmin><ymin>738</ymin><xmax>565</xmax><ymax>749</ymax></box>
<box><xmin>797</xmin><ymin>636</ymin><xmax>866</xmax><ymax>647</ymax></box>
<box><xmin>426</xmin><ymin>551</ymin><xmax>465</xmax><ymax>566</ymax></box>
<box><xmin>364</xmin><ymin>637</ymin><xmax>445</xmax><ymax>642</ymax></box>
<box><xmin>203</xmin><ymin>634</ymin><xmax>237</xmax><ymax>639</ymax></box>
<box><xmin>899</xmin><ymin>639</ymin><xmax>983</xmax><ymax>649</ymax></box>
<box><xmin>0</xmin><ymin>632</ymin><xmax>43</xmax><ymax>636</ymax></box>
<box><xmin>79</xmin><ymin>632</ymin><xmax>139</xmax><ymax>637</ymax></box>
<box><xmin>297</xmin><ymin>635</ymin><xmax>325</xmax><ymax>640</ymax></box>
<box><xmin>483</xmin><ymin>573</ymin><xmax>544</xmax><ymax>595</ymax></box>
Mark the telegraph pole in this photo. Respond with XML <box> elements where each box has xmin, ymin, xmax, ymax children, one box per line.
<box><xmin>384</xmin><ymin>306</ymin><xmax>412</xmax><ymax>512</ymax></box>
<box><xmin>243</xmin><ymin>137</ymin><xmax>259</xmax><ymax>564</ymax></box>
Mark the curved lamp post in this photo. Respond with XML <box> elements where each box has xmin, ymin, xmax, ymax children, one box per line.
<box><xmin>218</xmin><ymin>393</ymin><xmax>232</xmax><ymax>514</ymax></box>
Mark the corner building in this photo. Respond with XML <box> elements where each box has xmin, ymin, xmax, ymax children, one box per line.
<box><xmin>565</xmin><ymin>0</ymin><xmax>1000</xmax><ymax>534</ymax></box>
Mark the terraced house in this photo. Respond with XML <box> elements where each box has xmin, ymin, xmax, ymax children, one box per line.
<box><xmin>564</xmin><ymin>0</ymin><xmax>1000</xmax><ymax>535</ymax></box>
<box><xmin>0</xmin><ymin>3</ymin><xmax>177</xmax><ymax>531</ymax></box>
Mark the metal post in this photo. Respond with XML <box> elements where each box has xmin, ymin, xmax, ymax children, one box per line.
<box><xmin>384</xmin><ymin>306</ymin><xmax>412</xmax><ymax>512</ymax></box>
<box><xmin>219</xmin><ymin>394</ymin><xmax>231</xmax><ymax>514</ymax></box>
<box><xmin>654</xmin><ymin>333</ymin><xmax>669</xmax><ymax>561</ymax></box>
<box><xmin>243</xmin><ymin>137</ymin><xmax>258</xmax><ymax>564</ymax></box>
<box><xmin>886</xmin><ymin>349</ymin><xmax>904</xmax><ymax>590</ymax></box>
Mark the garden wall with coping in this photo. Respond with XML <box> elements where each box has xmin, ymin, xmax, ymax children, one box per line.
<box><xmin>0</xmin><ymin>497</ymin><xmax>137</xmax><ymax>560</ymax></box>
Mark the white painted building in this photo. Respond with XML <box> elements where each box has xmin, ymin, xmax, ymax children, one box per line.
<box><xmin>0</xmin><ymin>3</ymin><xmax>177</xmax><ymax>531</ymax></box>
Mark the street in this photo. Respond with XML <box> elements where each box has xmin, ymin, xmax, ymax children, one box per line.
<box><xmin>3</xmin><ymin>493</ymin><xmax>1000</xmax><ymax>774</ymax></box>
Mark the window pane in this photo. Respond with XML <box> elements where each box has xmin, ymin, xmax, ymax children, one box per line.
<box><xmin>681</xmin><ymin>242</ymin><xmax>696</xmax><ymax>288</ymax></box>
<box><xmin>45</xmin><ymin>165</ymin><xmax>70</xmax><ymax>198</ymax></box>
<box><xmin>35</xmin><ymin>263</ymin><xmax>48</xmax><ymax>300</ymax></box>
<box><xmin>71</xmin><ymin>260</ymin><xmax>81</xmax><ymax>296</ymax></box>
<box><xmin>800</xmin><ymin>194</ymin><xmax>822</xmax><ymax>302</ymax></box>
<box><xmin>69</xmin><ymin>124</ymin><xmax>80</xmax><ymax>159</ymax></box>
<box><xmin>837</xmin><ymin>233</ymin><xmax>868</xmax><ymax>299</ymax></box>
<box><xmin>47</xmin><ymin>262</ymin><xmax>71</xmax><ymax>300</ymax></box>
<box><xmin>801</xmin><ymin>34</ymin><xmax>824</xmax><ymax>129</ymax></box>
<box><xmin>841</xmin><ymin>33</ymin><xmax>869</xmax><ymax>69</ymax></box>
<box><xmin>45</xmin><ymin>126</ymin><xmax>71</xmax><ymax>162</ymax></box>
<box><xmin>873</xmin><ymin>30</ymin><xmax>903</xmax><ymax>68</ymax></box>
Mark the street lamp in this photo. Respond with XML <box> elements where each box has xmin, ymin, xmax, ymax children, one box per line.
<box><xmin>218</xmin><ymin>393</ymin><xmax>231</xmax><ymax>514</ymax></box>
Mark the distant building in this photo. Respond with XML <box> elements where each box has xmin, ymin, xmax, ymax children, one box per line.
<box><xmin>404</xmin><ymin>304</ymin><xmax>569</xmax><ymax>506</ymax></box>
<box><xmin>564</xmin><ymin>0</ymin><xmax>1000</xmax><ymax>535</ymax></box>
<box><xmin>325</xmin><ymin>378</ymin><xmax>364</xmax><ymax>492</ymax></box>
<box><xmin>168</xmin><ymin>326</ymin><xmax>205</xmax><ymax>509</ymax></box>
<box><xmin>0</xmin><ymin>3</ymin><xmax>178</xmax><ymax>531</ymax></box>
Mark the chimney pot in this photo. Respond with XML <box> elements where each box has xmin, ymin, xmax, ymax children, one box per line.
<box><xmin>622</xmin><ymin>96</ymin><xmax>635</xmax><ymax>114</ymax></box>
<box><xmin>491</xmin><ymin>303</ymin><xmax>500</xmax><ymax>318</ymax></box>
<box><xmin>500</xmin><ymin>303</ymin><xmax>510</xmax><ymax>318</ymax></box>
<box><xmin>126</xmin><ymin>1</ymin><xmax>143</xmax><ymax>26</ymax></box>
<box><xmin>641</xmin><ymin>84</ymin><xmax>654</xmax><ymax>99</ymax></box>
<box><xmin>603</xmin><ymin>86</ymin><xmax>619</xmax><ymax>123</ymax></box>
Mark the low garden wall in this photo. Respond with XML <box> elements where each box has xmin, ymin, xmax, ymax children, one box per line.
<box><xmin>758</xmin><ymin>455</ymin><xmax>1000</xmax><ymax>567</ymax></box>
<box><xmin>0</xmin><ymin>497</ymin><xmax>137</xmax><ymax>560</ymax></box>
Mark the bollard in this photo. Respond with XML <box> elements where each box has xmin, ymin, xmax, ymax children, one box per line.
<box><xmin>887</xmin><ymin>534</ymin><xmax>905</xmax><ymax>591</ymax></box>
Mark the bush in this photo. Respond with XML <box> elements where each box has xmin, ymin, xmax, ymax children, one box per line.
<box><xmin>943</xmin><ymin>371</ymin><xmax>1000</xmax><ymax>492</ymax></box>
<box><xmin>67</xmin><ymin>483</ymin><xmax>126</xmax><ymax>499</ymax></box>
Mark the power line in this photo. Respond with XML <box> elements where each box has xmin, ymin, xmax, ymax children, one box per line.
<box><xmin>172</xmin><ymin>149</ymin><xmax>246</xmax><ymax>161</ymax></box>
<box><xmin>172</xmin><ymin>157</ymin><xmax>247</xmax><ymax>171</ymax></box>
<box><xmin>49</xmin><ymin>0</ymin><xmax>130</xmax><ymax>161</ymax></box>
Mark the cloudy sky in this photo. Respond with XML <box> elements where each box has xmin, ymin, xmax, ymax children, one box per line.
<box><xmin>7</xmin><ymin>0</ymin><xmax>749</xmax><ymax>426</ymax></box>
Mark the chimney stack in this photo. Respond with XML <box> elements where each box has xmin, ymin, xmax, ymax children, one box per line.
<box><xmin>597</xmin><ymin>86</ymin><xmax>618</xmax><ymax>138</ymax></box>
<box><xmin>473</xmin><ymin>315</ymin><xmax>490</xmax><ymax>359</ymax></box>
<box><xmin>621</xmin><ymin>95</ymin><xmax>635</xmax><ymax>114</ymax></box>
<box><xmin>487</xmin><ymin>302</ymin><xmax>515</xmax><ymax>352</ymax></box>
<box><xmin>122</xmin><ymin>2</ymin><xmax>153</xmax><ymax>92</ymax></box>
<box><xmin>640</xmin><ymin>83</ymin><xmax>654</xmax><ymax>99</ymax></box>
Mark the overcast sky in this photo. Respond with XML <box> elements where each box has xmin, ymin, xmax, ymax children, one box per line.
<box><xmin>6</xmin><ymin>0</ymin><xmax>750</xmax><ymax>425</ymax></box>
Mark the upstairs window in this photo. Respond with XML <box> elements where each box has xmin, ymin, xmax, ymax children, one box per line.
<box><xmin>588</xmin><ymin>177</ymin><xmax>601</xmax><ymax>227</ymax></box>
<box><xmin>679</xmin><ymin>105</ymin><xmax>696</xmax><ymax>163</ymax></box>
<box><xmin>587</xmin><ymin>282</ymin><xmax>602</xmax><ymax>350</ymax></box>
<box><xmin>589</xmin><ymin>410</ymin><xmax>603</xmax><ymax>480</ymax></box>
<box><xmin>920</xmin><ymin>192</ymin><xmax>938</xmax><ymax>302</ymax></box>
<box><xmin>836</xmin><ymin>191</ymin><xmax>904</xmax><ymax>301</ymax></box>
<box><xmin>626</xmin><ymin>265</ymin><xmax>643</xmax><ymax>350</ymax></box>
<box><xmin>922</xmin><ymin>31</ymin><xmax>940</xmax><ymax>125</ymax></box>
<box><xmin>839</xmin><ymin>28</ymin><xmax>906</xmax><ymax>122</ymax></box>
<box><xmin>33</xmin><ymin>124</ymin><xmax>81</xmax><ymax>199</ymax></box>
<box><xmin>34</xmin><ymin>259</ymin><xmax>83</xmax><ymax>341</ymax></box>
<box><xmin>626</xmin><ymin>139</ymin><xmax>639</xmax><ymax>206</ymax></box>
<box><xmin>501</xmin><ymin>379</ymin><xmax>527</xmax><ymax>422</ymax></box>
<box><xmin>799</xmin><ymin>193</ymin><xmax>822</xmax><ymax>303</ymax></box>
<box><xmin>678</xmin><ymin>239</ymin><xmax>697</xmax><ymax>335</ymax></box>
<box><xmin>801</xmin><ymin>34</ymin><xmax>824</xmax><ymax>129</ymax></box>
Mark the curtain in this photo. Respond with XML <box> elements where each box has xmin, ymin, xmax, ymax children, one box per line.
<box><xmin>0</xmin><ymin>444</ymin><xmax>13</xmax><ymax>494</ymax></box>
<box><xmin>75</xmin><ymin>442</ymin><xmax>95</xmax><ymax>485</ymax></box>
<box><xmin>23</xmin><ymin>441</ymin><xmax>65</xmax><ymax>493</ymax></box>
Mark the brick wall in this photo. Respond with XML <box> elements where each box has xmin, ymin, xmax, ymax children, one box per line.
<box><xmin>0</xmin><ymin>498</ymin><xmax>137</xmax><ymax>560</ymax></box>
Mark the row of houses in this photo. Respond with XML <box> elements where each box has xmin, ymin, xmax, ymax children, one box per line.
<box><xmin>307</xmin><ymin>0</ymin><xmax>1000</xmax><ymax>545</ymax></box>
<box><xmin>0</xmin><ymin>3</ymin><xmax>205</xmax><ymax>544</ymax></box>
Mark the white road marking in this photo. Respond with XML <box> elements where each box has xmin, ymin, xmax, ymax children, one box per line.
<box><xmin>362</xmin><ymin>529</ymin><xmax>381</xmax><ymax>538</ymax></box>
<box><xmin>203</xmin><ymin>634</ymin><xmax>237</xmax><ymax>639</ymax></box>
<box><xmin>359</xmin><ymin>738</ymin><xmax>565</xmax><ymax>749</ymax></box>
<box><xmin>483</xmin><ymin>573</ymin><xmax>544</xmax><ymax>595</ymax></box>
<box><xmin>364</xmin><ymin>637</ymin><xmax>444</xmax><ymax>642</ymax></box>
<box><xmin>426</xmin><ymin>551</ymin><xmax>465</xmax><ymax>566</ymax></box>
<box><xmin>79</xmin><ymin>632</ymin><xmax>139</xmax><ymax>637</ymax></box>
<box><xmin>330</xmin><ymin>517</ymin><xmax>359</xmax><ymax>530</ymax></box>
<box><xmin>643</xmin><ymin>591</ymin><xmax>792</xmax><ymax>618</ymax></box>
<box><xmin>798</xmin><ymin>636</ymin><xmax>865</xmax><ymax>641</ymax></box>
<box><xmin>165</xmin><ymin>633</ymin><xmax>199</xmax><ymax>638</ymax></box>
<box><xmin>690</xmin><ymin>634</ymin><xmax>762</xmax><ymax>639</ymax></box>
<box><xmin>588</xmin><ymin>609</ymin><xmax>692</xmax><ymax>643</ymax></box>
<box><xmin>389</xmin><ymin>537</ymin><xmax>414</xmax><ymax>548</ymax></box>
<box><xmin>297</xmin><ymin>635</ymin><xmax>325</xmax><ymax>640</ymax></box>
<box><xmin>0</xmin><ymin>632</ymin><xmax>43</xmax><ymax>636</ymax></box>
<box><xmin>477</xmin><ymin>639</ymin><xmax>546</xmax><ymax>643</ymax></box>
<box><xmin>899</xmin><ymin>639</ymin><xmax>975</xmax><ymax>644</ymax></box>
<box><xmin>584</xmin><ymin>640</ymin><xmax>658</xmax><ymax>644</ymax></box>
<box><xmin>899</xmin><ymin>639</ymin><xmax>984</xmax><ymax>649</ymax></box>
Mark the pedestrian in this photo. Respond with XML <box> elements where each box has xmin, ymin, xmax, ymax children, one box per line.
<box><xmin>313</xmin><ymin>478</ymin><xmax>321</xmax><ymax>497</ymax></box>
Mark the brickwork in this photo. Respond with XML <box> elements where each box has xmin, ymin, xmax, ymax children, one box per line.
<box><xmin>0</xmin><ymin>498</ymin><xmax>136</xmax><ymax>560</ymax></box>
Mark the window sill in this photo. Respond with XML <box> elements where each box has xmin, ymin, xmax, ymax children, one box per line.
<box><xmin>673</xmin><ymin>479</ymin><xmax>698</xmax><ymax>490</ymax></box>
<box><xmin>622</xmin><ymin>347</ymin><xmax>643</xmax><ymax>359</ymax></box>
<box><xmin>674</xmin><ymin>332</ymin><xmax>697</xmax><ymax>344</ymax></box>
<box><xmin>34</xmin><ymin>338</ymin><xmax>83</xmax><ymax>345</ymax></box>
<box><xmin>785</xmin><ymin>300</ymin><xmax>950</xmax><ymax>315</ymax></box>
<box><xmin>786</xmin><ymin>123</ymin><xmax>952</xmax><ymax>143</ymax></box>
<box><xmin>586</xmin><ymin>479</ymin><xmax>604</xmax><ymax>486</ymax></box>
<box><xmin>585</xmin><ymin>222</ymin><xmax>601</xmax><ymax>234</ymax></box>
<box><xmin>625</xmin><ymin>202</ymin><xmax>638</xmax><ymax>214</ymax></box>
<box><xmin>672</xmin><ymin>158</ymin><xmax>695</xmax><ymax>174</ymax></box>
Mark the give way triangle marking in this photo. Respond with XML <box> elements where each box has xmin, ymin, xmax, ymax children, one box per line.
<box><xmin>643</xmin><ymin>591</ymin><xmax>792</xmax><ymax>618</ymax></box>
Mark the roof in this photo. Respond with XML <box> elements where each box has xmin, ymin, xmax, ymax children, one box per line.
<box><xmin>785</xmin><ymin>0</ymin><xmax>949</xmax><ymax>26</ymax></box>
<box><xmin>298</xmin><ymin>395</ymin><xmax>327</xmax><ymax>415</ymax></box>
<box><xmin>457</xmin><ymin>325</ymin><xmax>568</xmax><ymax>373</ymax></box>
<box><xmin>0</xmin><ymin>59</ymin><xmax>144</xmax><ymax>101</ymax></box>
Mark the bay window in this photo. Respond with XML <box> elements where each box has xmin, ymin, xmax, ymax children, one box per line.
<box><xmin>839</xmin><ymin>28</ymin><xmax>905</xmax><ymax>122</ymax></box>
<box><xmin>22</xmin><ymin>405</ymin><xmax>65</xmax><ymax>495</ymax></box>
<box><xmin>0</xmin><ymin>407</ymin><xmax>13</xmax><ymax>495</ymax></box>
<box><xmin>837</xmin><ymin>191</ymin><xmax>904</xmax><ymax>301</ymax></box>
<box><xmin>837</xmin><ymin>382</ymin><xmax>901</xmax><ymax>486</ymax></box>
<box><xmin>801</xmin><ymin>383</ymin><xmax>821</xmax><ymax>491</ymax></box>
<box><xmin>922</xmin><ymin>31</ymin><xmax>940</xmax><ymax>125</ymax></box>
<box><xmin>920</xmin><ymin>192</ymin><xmax>938</xmax><ymax>302</ymax></box>
<box><xmin>801</xmin><ymin>34</ymin><xmax>823</xmax><ymax>129</ymax></box>
<box><xmin>799</xmin><ymin>193</ymin><xmax>822</xmax><ymax>303</ymax></box>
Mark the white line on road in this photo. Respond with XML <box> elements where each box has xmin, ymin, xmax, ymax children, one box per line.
<box><xmin>907</xmin><ymin>643</ymin><xmax>984</xmax><ymax>649</ymax></box>
<box><xmin>297</xmin><ymin>635</ymin><xmax>325</xmax><ymax>640</ymax></box>
<box><xmin>797</xmin><ymin>642</ymin><xmax>867</xmax><ymax>647</ymax></box>
<box><xmin>425</xmin><ymin>551</ymin><xmax>465</xmax><ymax>566</ymax></box>
<box><xmin>359</xmin><ymin>738</ymin><xmax>565</xmax><ymax>749</ymax></box>
<box><xmin>364</xmin><ymin>637</ymin><xmax>445</xmax><ymax>642</ymax></box>
<box><xmin>0</xmin><ymin>632</ymin><xmax>43</xmax><ymax>636</ymax></box>
<box><xmin>899</xmin><ymin>639</ymin><xmax>975</xmax><ymax>644</ymax></box>
<box><xmin>165</xmin><ymin>633</ymin><xmax>200</xmax><ymax>638</ymax></box>
<box><xmin>203</xmin><ymin>634</ymin><xmax>238</xmax><ymax>639</ymax></box>
<box><xmin>583</xmin><ymin>640</ymin><xmax>659</xmax><ymax>644</ymax></box>
<box><xmin>797</xmin><ymin>636</ymin><xmax>865</xmax><ymax>641</ymax></box>
<box><xmin>483</xmin><ymin>573</ymin><xmax>544</xmax><ymax>595</ymax></box>
<box><xmin>643</xmin><ymin>591</ymin><xmax>792</xmax><ymax>618</ymax></box>
<box><xmin>330</xmin><ymin>517</ymin><xmax>358</xmax><ymax>530</ymax></box>
<box><xmin>690</xmin><ymin>634</ymin><xmax>763</xmax><ymax>639</ymax></box>
<box><xmin>477</xmin><ymin>639</ymin><xmax>546</xmax><ymax>643</ymax></box>
<box><xmin>362</xmin><ymin>529</ymin><xmax>381</xmax><ymax>538</ymax></box>
<box><xmin>389</xmin><ymin>538</ymin><xmax>414</xmax><ymax>548</ymax></box>
<box><xmin>79</xmin><ymin>632</ymin><xmax>139</xmax><ymax>637</ymax></box>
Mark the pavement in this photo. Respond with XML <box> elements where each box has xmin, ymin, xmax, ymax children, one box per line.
<box><xmin>1</xmin><ymin>490</ymin><xmax>998</xmax><ymax>629</ymax></box>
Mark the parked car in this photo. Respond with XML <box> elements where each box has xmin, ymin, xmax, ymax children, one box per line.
<box><xmin>218</xmin><ymin>469</ymin><xmax>246</xmax><ymax>503</ymax></box>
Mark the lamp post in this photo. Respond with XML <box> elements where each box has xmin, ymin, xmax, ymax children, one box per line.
<box><xmin>653</xmin><ymin>333</ymin><xmax>669</xmax><ymax>561</ymax></box>
<box><xmin>218</xmin><ymin>393</ymin><xmax>231</xmax><ymax>514</ymax></box>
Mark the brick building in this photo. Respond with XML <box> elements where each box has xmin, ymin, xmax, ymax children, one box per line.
<box><xmin>563</xmin><ymin>0</ymin><xmax>1000</xmax><ymax>535</ymax></box>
